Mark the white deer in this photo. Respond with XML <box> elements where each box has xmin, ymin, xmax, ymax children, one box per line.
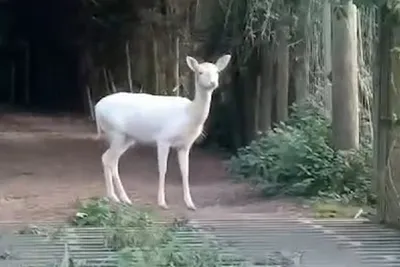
<box><xmin>94</xmin><ymin>54</ymin><xmax>231</xmax><ymax>210</ymax></box>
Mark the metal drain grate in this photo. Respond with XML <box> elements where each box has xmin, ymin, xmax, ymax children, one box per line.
<box><xmin>303</xmin><ymin>219</ymin><xmax>400</xmax><ymax>266</ymax></box>
<box><xmin>0</xmin><ymin>217</ymin><xmax>398</xmax><ymax>266</ymax></box>
<box><xmin>0</xmin><ymin>223</ymin><xmax>248</xmax><ymax>267</ymax></box>
<box><xmin>189</xmin><ymin>216</ymin><xmax>400</xmax><ymax>266</ymax></box>
<box><xmin>190</xmin><ymin>217</ymin><xmax>363</xmax><ymax>267</ymax></box>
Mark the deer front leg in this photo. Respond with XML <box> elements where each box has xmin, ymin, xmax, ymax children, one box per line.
<box><xmin>157</xmin><ymin>143</ymin><xmax>170</xmax><ymax>209</ymax></box>
<box><xmin>177</xmin><ymin>147</ymin><xmax>196</xmax><ymax>210</ymax></box>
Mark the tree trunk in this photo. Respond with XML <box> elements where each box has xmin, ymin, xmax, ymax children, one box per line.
<box><xmin>323</xmin><ymin>0</ymin><xmax>332</xmax><ymax>118</ymax></box>
<box><xmin>293</xmin><ymin>0</ymin><xmax>311</xmax><ymax>104</ymax></box>
<box><xmin>276</xmin><ymin>26</ymin><xmax>290</xmax><ymax>122</ymax></box>
<box><xmin>374</xmin><ymin>4</ymin><xmax>400</xmax><ymax>226</ymax></box>
<box><xmin>374</xmin><ymin>7</ymin><xmax>391</xmax><ymax>224</ymax></box>
<box><xmin>243</xmin><ymin>59</ymin><xmax>259</xmax><ymax>143</ymax></box>
<box><xmin>331</xmin><ymin>1</ymin><xmax>359</xmax><ymax>150</ymax></box>
<box><xmin>125</xmin><ymin>41</ymin><xmax>133</xmax><ymax>92</ymax></box>
<box><xmin>232</xmin><ymin>68</ymin><xmax>247</xmax><ymax>147</ymax></box>
<box><xmin>174</xmin><ymin>36</ymin><xmax>180</xmax><ymax>96</ymax></box>
<box><xmin>258</xmin><ymin>43</ymin><xmax>274</xmax><ymax>132</ymax></box>
<box><xmin>255</xmin><ymin>74</ymin><xmax>261</xmax><ymax>134</ymax></box>
<box><xmin>153</xmin><ymin>34</ymin><xmax>160</xmax><ymax>94</ymax></box>
<box><xmin>144</xmin><ymin>38</ymin><xmax>153</xmax><ymax>93</ymax></box>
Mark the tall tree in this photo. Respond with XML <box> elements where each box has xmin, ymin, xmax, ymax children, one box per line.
<box><xmin>293</xmin><ymin>0</ymin><xmax>311</xmax><ymax>104</ymax></box>
<box><xmin>258</xmin><ymin>43</ymin><xmax>275</xmax><ymax>132</ymax></box>
<box><xmin>332</xmin><ymin>0</ymin><xmax>359</xmax><ymax>149</ymax></box>
<box><xmin>323</xmin><ymin>0</ymin><xmax>333</xmax><ymax>118</ymax></box>
<box><xmin>276</xmin><ymin>23</ymin><xmax>290</xmax><ymax>122</ymax></box>
<box><xmin>374</xmin><ymin>2</ymin><xmax>400</xmax><ymax>225</ymax></box>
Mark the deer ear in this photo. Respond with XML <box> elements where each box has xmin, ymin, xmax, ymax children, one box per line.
<box><xmin>186</xmin><ymin>56</ymin><xmax>200</xmax><ymax>72</ymax></box>
<box><xmin>215</xmin><ymin>54</ymin><xmax>231</xmax><ymax>72</ymax></box>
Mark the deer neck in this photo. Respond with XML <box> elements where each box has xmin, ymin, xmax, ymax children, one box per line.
<box><xmin>188</xmin><ymin>81</ymin><xmax>213</xmax><ymax>127</ymax></box>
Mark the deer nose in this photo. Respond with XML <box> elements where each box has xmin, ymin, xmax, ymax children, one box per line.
<box><xmin>210</xmin><ymin>81</ymin><xmax>217</xmax><ymax>88</ymax></box>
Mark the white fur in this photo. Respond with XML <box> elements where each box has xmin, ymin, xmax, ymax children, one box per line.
<box><xmin>94</xmin><ymin>54</ymin><xmax>231</xmax><ymax>210</ymax></box>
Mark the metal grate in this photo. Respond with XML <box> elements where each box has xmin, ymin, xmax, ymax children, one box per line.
<box><xmin>305</xmin><ymin>219</ymin><xmax>400</xmax><ymax>266</ymax></box>
<box><xmin>0</xmin><ymin>223</ymin><xmax>248</xmax><ymax>267</ymax></box>
<box><xmin>0</xmin><ymin>217</ymin><xmax>398</xmax><ymax>266</ymax></box>
<box><xmin>190</xmin><ymin>216</ymin><xmax>400</xmax><ymax>266</ymax></box>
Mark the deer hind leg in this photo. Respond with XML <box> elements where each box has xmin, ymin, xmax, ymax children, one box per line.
<box><xmin>177</xmin><ymin>147</ymin><xmax>196</xmax><ymax>210</ymax></box>
<box><xmin>102</xmin><ymin>132</ymin><xmax>134</xmax><ymax>204</ymax></box>
<box><xmin>156</xmin><ymin>142</ymin><xmax>170</xmax><ymax>209</ymax></box>
<box><xmin>108</xmin><ymin>134</ymin><xmax>135</xmax><ymax>204</ymax></box>
<box><xmin>102</xmin><ymin>148</ymin><xmax>120</xmax><ymax>203</ymax></box>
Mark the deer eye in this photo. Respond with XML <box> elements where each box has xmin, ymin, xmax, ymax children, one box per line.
<box><xmin>198</xmin><ymin>71</ymin><xmax>203</xmax><ymax>75</ymax></box>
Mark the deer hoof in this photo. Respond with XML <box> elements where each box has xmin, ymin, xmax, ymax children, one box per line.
<box><xmin>158</xmin><ymin>202</ymin><xmax>169</xmax><ymax>210</ymax></box>
<box><xmin>186</xmin><ymin>202</ymin><xmax>197</xmax><ymax>211</ymax></box>
<box><xmin>121</xmin><ymin>197</ymin><xmax>132</xmax><ymax>205</ymax></box>
<box><xmin>108</xmin><ymin>194</ymin><xmax>121</xmax><ymax>203</ymax></box>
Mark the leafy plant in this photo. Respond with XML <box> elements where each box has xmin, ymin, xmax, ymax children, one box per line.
<box><xmin>227</xmin><ymin>100</ymin><xmax>375</xmax><ymax>206</ymax></box>
<box><xmin>72</xmin><ymin>198</ymin><xmax>247</xmax><ymax>266</ymax></box>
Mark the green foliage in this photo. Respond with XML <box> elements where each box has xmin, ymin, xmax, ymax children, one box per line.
<box><xmin>228</xmin><ymin>101</ymin><xmax>376</xmax><ymax>205</ymax></box>
<box><xmin>310</xmin><ymin>200</ymin><xmax>376</xmax><ymax>218</ymax></box>
<box><xmin>72</xmin><ymin>198</ymin><xmax>245</xmax><ymax>266</ymax></box>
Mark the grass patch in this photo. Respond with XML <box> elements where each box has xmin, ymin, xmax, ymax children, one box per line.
<box><xmin>309</xmin><ymin>199</ymin><xmax>376</xmax><ymax>219</ymax></box>
<box><xmin>69</xmin><ymin>197</ymin><xmax>246</xmax><ymax>266</ymax></box>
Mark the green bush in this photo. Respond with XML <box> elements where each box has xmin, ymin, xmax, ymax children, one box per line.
<box><xmin>228</xmin><ymin>101</ymin><xmax>375</xmax><ymax>205</ymax></box>
<box><xmin>72</xmin><ymin>198</ymin><xmax>245</xmax><ymax>267</ymax></box>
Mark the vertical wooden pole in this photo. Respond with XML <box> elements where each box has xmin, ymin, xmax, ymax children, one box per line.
<box><xmin>331</xmin><ymin>1</ymin><xmax>359</xmax><ymax>149</ymax></box>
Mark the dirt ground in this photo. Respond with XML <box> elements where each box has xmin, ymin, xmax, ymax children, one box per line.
<box><xmin>0</xmin><ymin>112</ymin><xmax>310</xmax><ymax>222</ymax></box>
